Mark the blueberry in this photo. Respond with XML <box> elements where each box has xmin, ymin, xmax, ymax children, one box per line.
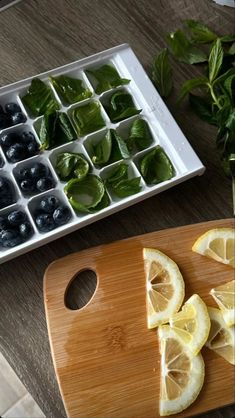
<box><xmin>18</xmin><ymin>167</ymin><xmax>31</xmax><ymax>180</ymax></box>
<box><xmin>21</xmin><ymin>131</ymin><xmax>35</xmax><ymax>144</ymax></box>
<box><xmin>10</xmin><ymin>112</ymin><xmax>27</xmax><ymax>125</ymax></box>
<box><xmin>35</xmin><ymin>213</ymin><xmax>55</xmax><ymax>232</ymax></box>
<box><xmin>39</xmin><ymin>195</ymin><xmax>59</xmax><ymax>213</ymax></box>
<box><xmin>8</xmin><ymin>210</ymin><xmax>26</xmax><ymax>226</ymax></box>
<box><xmin>0</xmin><ymin>155</ymin><xmax>4</xmax><ymax>168</ymax></box>
<box><xmin>0</xmin><ymin>197</ymin><xmax>14</xmax><ymax>209</ymax></box>
<box><xmin>53</xmin><ymin>206</ymin><xmax>71</xmax><ymax>226</ymax></box>
<box><xmin>0</xmin><ymin>216</ymin><xmax>9</xmax><ymax>230</ymax></box>
<box><xmin>19</xmin><ymin>222</ymin><xmax>32</xmax><ymax>239</ymax></box>
<box><xmin>20</xmin><ymin>179</ymin><xmax>35</xmax><ymax>193</ymax></box>
<box><xmin>0</xmin><ymin>132</ymin><xmax>18</xmax><ymax>147</ymax></box>
<box><xmin>36</xmin><ymin>177</ymin><xmax>54</xmax><ymax>192</ymax></box>
<box><xmin>0</xmin><ymin>113</ymin><xmax>10</xmax><ymax>130</ymax></box>
<box><xmin>6</xmin><ymin>143</ymin><xmax>27</xmax><ymax>163</ymax></box>
<box><xmin>5</xmin><ymin>102</ymin><xmax>22</xmax><ymax>115</ymax></box>
<box><xmin>26</xmin><ymin>140</ymin><xmax>39</xmax><ymax>156</ymax></box>
<box><xmin>30</xmin><ymin>162</ymin><xmax>49</xmax><ymax>179</ymax></box>
<box><xmin>0</xmin><ymin>229</ymin><xmax>22</xmax><ymax>247</ymax></box>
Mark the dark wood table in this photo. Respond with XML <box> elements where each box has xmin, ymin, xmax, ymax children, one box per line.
<box><xmin>0</xmin><ymin>1</ymin><xmax>234</xmax><ymax>417</ymax></box>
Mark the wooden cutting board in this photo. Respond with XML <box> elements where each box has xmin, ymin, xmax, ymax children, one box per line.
<box><xmin>44</xmin><ymin>218</ymin><xmax>235</xmax><ymax>418</ymax></box>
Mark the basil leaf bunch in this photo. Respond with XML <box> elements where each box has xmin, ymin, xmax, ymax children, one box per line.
<box><xmin>64</xmin><ymin>174</ymin><xmax>109</xmax><ymax>213</ymax></box>
<box><xmin>151</xmin><ymin>19</ymin><xmax>235</xmax><ymax>213</ymax></box>
<box><xmin>152</xmin><ymin>49</ymin><xmax>173</xmax><ymax>98</ymax></box>
<box><xmin>127</xmin><ymin>119</ymin><xmax>153</xmax><ymax>151</ymax></box>
<box><xmin>104</xmin><ymin>90</ymin><xmax>142</xmax><ymax>122</ymax></box>
<box><xmin>22</xmin><ymin>78</ymin><xmax>60</xmax><ymax>117</ymax></box>
<box><xmin>38</xmin><ymin>111</ymin><xmax>76</xmax><ymax>150</ymax></box>
<box><xmin>50</xmin><ymin>75</ymin><xmax>92</xmax><ymax>105</ymax></box>
<box><xmin>86</xmin><ymin>64</ymin><xmax>130</xmax><ymax>94</ymax></box>
<box><xmin>105</xmin><ymin>163</ymin><xmax>141</xmax><ymax>198</ymax></box>
<box><xmin>140</xmin><ymin>146</ymin><xmax>175</xmax><ymax>185</ymax></box>
<box><xmin>56</xmin><ymin>152</ymin><xmax>89</xmax><ymax>181</ymax></box>
<box><xmin>71</xmin><ymin>102</ymin><xmax>105</xmax><ymax>136</ymax></box>
<box><xmin>91</xmin><ymin>129</ymin><xmax>130</xmax><ymax>167</ymax></box>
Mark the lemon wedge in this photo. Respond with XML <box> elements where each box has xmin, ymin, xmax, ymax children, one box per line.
<box><xmin>169</xmin><ymin>294</ymin><xmax>210</xmax><ymax>355</ymax></box>
<box><xmin>192</xmin><ymin>228</ymin><xmax>235</xmax><ymax>267</ymax></box>
<box><xmin>143</xmin><ymin>248</ymin><xmax>185</xmax><ymax>328</ymax></box>
<box><xmin>158</xmin><ymin>325</ymin><xmax>205</xmax><ymax>416</ymax></box>
<box><xmin>210</xmin><ymin>280</ymin><xmax>235</xmax><ymax>327</ymax></box>
<box><xmin>206</xmin><ymin>307</ymin><xmax>235</xmax><ymax>365</ymax></box>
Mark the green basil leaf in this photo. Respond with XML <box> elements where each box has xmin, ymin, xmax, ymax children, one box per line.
<box><xmin>128</xmin><ymin>119</ymin><xmax>153</xmax><ymax>151</ymax></box>
<box><xmin>213</xmin><ymin>68</ymin><xmax>235</xmax><ymax>86</ymax></box>
<box><xmin>86</xmin><ymin>64</ymin><xmax>130</xmax><ymax>94</ymax></box>
<box><xmin>189</xmin><ymin>94</ymin><xmax>217</xmax><ymax>125</ymax></box>
<box><xmin>225</xmin><ymin>108</ymin><xmax>235</xmax><ymax>131</ymax></box>
<box><xmin>220</xmin><ymin>35</ymin><xmax>235</xmax><ymax>43</ymax></box>
<box><xmin>110</xmin><ymin>129</ymin><xmax>130</xmax><ymax>161</ymax></box>
<box><xmin>186</xmin><ymin>20</ymin><xmax>217</xmax><ymax>44</ymax></box>
<box><xmin>152</xmin><ymin>49</ymin><xmax>173</xmax><ymax>98</ymax></box>
<box><xmin>88</xmin><ymin>191</ymin><xmax>110</xmax><ymax>213</ymax></box>
<box><xmin>223</xmin><ymin>74</ymin><xmax>235</xmax><ymax>99</ymax></box>
<box><xmin>22</xmin><ymin>78</ymin><xmax>60</xmax><ymax>117</ymax></box>
<box><xmin>105</xmin><ymin>90</ymin><xmax>142</xmax><ymax>122</ymax></box>
<box><xmin>71</xmin><ymin>102</ymin><xmax>105</xmax><ymax>136</ymax></box>
<box><xmin>228</xmin><ymin>42</ymin><xmax>235</xmax><ymax>55</ymax></box>
<box><xmin>178</xmin><ymin>76</ymin><xmax>208</xmax><ymax>101</ymax></box>
<box><xmin>112</xmin><ymin>177</ymin><xmax>141</xmax><ymax>198</ymax></box>
<box><xmin>209</xmin><ymin>39</ymin><xmax>224</xmax><ymax>83</ymax></box>
<box><xmin>92</xmin><ymin>130</ymin><xmax>112</xmax><ymax>166</ymax></box>
<box><xmin>50</xmin><ymin>75</ymin><xmax>92</xmax><ymax>105</ymax></box>
<box><xmin>39</xmin><ymin>111</ymin><xmax>75</xmax><ymax>150</ymax></box>
<box><xmin>140</xmin><ymin>146</ymin><xmax>175</xmax><ymax>185</ymax></box>
<box><xmin>64</xmin><ymin>175</ymin><xmax>107</xmax><ymax>212</ymax></box>
<box><xmin>166</xmin><ymin>30</ymin><xmax>207</xmax><ymax>64</ymax></box>
<box><xmin>56</xmin><ymin>152</ymin><xmax>89</xmax><ymax>181</ymax></box>
<box><xmin>105</xmin><ymin>163</ymin><xmax>128</xmax><ymax>185</ymax></box>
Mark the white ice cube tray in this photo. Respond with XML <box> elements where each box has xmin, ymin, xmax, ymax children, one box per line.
<box><xmin>0</xmin><ymin>43</ymin><xmax>205</xmax><ymax>264</ymax></box>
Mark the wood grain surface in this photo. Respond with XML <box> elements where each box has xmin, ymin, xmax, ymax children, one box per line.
<box><xmin>0</xmin><ymin>1</ymin><xmax>234</xmax><ymax>417</ymax></box>
<box><xmin>44</xmin><ymin>219</ymin><xmax>235</xmax><ymax>418</ymax></box>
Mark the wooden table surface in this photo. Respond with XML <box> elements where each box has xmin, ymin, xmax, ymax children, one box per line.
<box><xmin>0</xmin><ymin>1</ymin><xmax>234</xmax><ymax>418</ymax></box>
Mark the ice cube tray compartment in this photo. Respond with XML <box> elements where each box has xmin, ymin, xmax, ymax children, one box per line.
<box><xmin>0</xmin><ymin>44</ymin><xmax>204</xmax><ymax>263</ymax></box>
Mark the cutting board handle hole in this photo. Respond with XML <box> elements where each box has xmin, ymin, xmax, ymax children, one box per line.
<box><xmin>65</xmin><ymin>269</ymin><xmax>97</xmax><ymax>310</ymax></box>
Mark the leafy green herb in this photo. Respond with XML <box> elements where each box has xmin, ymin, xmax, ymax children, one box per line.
<box><xmin>22</xmin><ymin>78</ymin><xmax>60</xmax><ymax>117</ymax></box>
<box><xmin>71</xmin><ymin>102</ymin><xmax>105</xmax><ymax>136</ymax></box>
<box><xmin>151</xmin><ymin>19</ymin><xmax>235</xmax><ymax>214</ymax></box>
<box><xmin>166</xmin><ymin>30</ymin><xmax>207</xmax><ymax>64</ymax></box>
<box><xmin>128</xmin><ymin>119</ymin><xmax>153</xmax><ymax>151</ymax></box>
<box><xmin>56</xmin><ymin>152</ymin><xmax>89</xmax><ymax>181</ymax></box>
<box><xmin>64</xmin><ymin>174</ymin><xmax>109</xmax><ymax>213</ymax></box>
<box><xmin>105</xmin><ymin>163</ymin><xmax>141</xmax><ymax>198</ymax></box>
<box><xmin>38</xmin><ymin>111</ymin><xmax>76</xmax><ymax>150</ymax></box>
<box><xmin>140</xmin><ymin>146</ymin><xmax>175</xmax><ymax>185</ymax></box>
<box><xmin>86</xmin><ymin>64</ymin><xmax>130</xmax><ymax>94</ymax></box>
<box><xmin>152</xmin><ymin>49</ymin><xmax>173</xmax><ymax>98</ymax></box>
<box><xmin>186</xmin><ymin>20</ymin><xmax>217</xmax><ymax>44</ymax></box>
<box><xmin>50</xmin><ymin>75</ymin><xmax>92</xmax><ymax>105</ymax></box>
<box><xmin>105</xmin><ymin>90</ymin><xmax>142</xmax><ymax>122</ymax></box>
<box><xmin>92</xmin><ymin>129</ymin><xmax>130</xmax><ymax>167</ymax></box>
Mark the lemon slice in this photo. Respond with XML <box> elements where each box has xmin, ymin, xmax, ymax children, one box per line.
<box><xmin>144</xmin><ymin>248</ymin><xmax>185</xmax><ymax>328</ymax></box>
<box><xmin>210</xmin><ymin>280</ymin><xmax>235</xmax><ymax>327</ymax></box>
<box><xmin>206</xmin><ymin>307</ymin><xmax>235</xmax><ymax>365</ymax></box>
<box><xmin>158</xmin><ymin>325</ymin><xmax>205</xmax><ymax>416</ymax></box>
<box><xmin>169</xmin><ymin>294</ymin><xmax>210</xmax><ymax>355</ymax></box>
<box><xmin>192</xmin><ymin>228</ymin><xmax>235</xmax><ymax>267</ymax></box>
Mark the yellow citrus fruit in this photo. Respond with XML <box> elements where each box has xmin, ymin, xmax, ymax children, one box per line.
<box><xmin>192</xmin><ymin>228</ymin><xmax>235</xmax><ymax>267</ymax></box>
<box><xmin>158</xmin><ymin>325</ymin><xmax>205</xmax><ymax>416</ymax></box>
<box><xmin>210</xmin><ymin>280</ymin><xmax>235</xmax><ymax>327</ymax></box>
<box><xmin>143</xmin><ymin>248</ymin><xmax>185</xmax><ymax>328</ymax></box>
<box><xmin>169</xmin><ymin>294</ymin><xmax>210</xmax><ymax>355</ymax></box>
<box><xmin>206</xmin><ymin>307</ymin><xmax>235</xmax><ymax>365</ymax></box>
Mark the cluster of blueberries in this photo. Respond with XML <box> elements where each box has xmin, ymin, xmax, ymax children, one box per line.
<box><xmin>0</xmin><ymin>176</ymin><xmax>16</xmax><ymax>209</ymax></box>
<box><xmin>0</xmin><ymin>130</ymin><xmax>39</xmax><ymax>163</ymax></box>
<box><xmin>16</xmin><ymin>162</ymin><xmax>55</xmax><ymax>194</ymax></box>
<box><xmin>0</xmin><ymin>102</ymin><xmax>26</xmax><ymax>130</ymax></box>
<box><xmin>34</xmin><ymin>195</ymin><xmax>71</xmax><ymax>232</ymax></box>
<box><xmin>0</xmin><ymin>210</ymin><xmax>32</xmax><ymax>248</ymax></box>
